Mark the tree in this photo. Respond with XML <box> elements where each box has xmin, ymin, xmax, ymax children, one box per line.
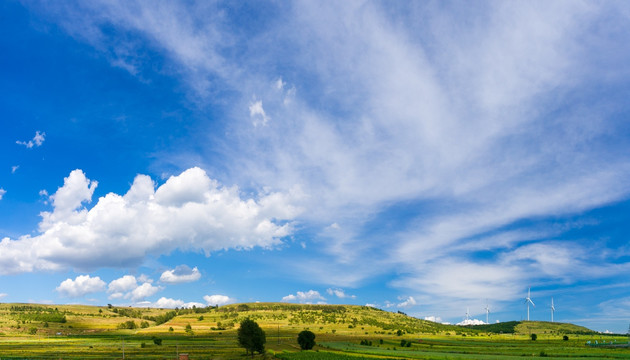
<box><xmin>531</xmin><ymin>333</ymin><xmax>537</xmax><ymax>341</ymax></box>
<box><xmin>237</xmin><ymin>318</ymin><xmax>266</xmax><ymax>357</ymax></box>
<box><xmin>297</xmin><ymin>330</ymin><xmax>316</xmax><ymax>350</ymax></box>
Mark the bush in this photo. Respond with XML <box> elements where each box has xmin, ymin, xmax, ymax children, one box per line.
<box><xmin>297</xmin><ymin>330</ymin><xmax>316</xmax><ymax>350</ymax></box>
<box><xmin>563</xmin><ymin>335</ymin><xmax>569</xmax><ymax>341</ymax></box>
<box><xmin>152</xmin><ymin>337</ymin><xmax>162</xmax><ymax>346</ymax></box>
<box><xmin>531</xmin><ymin>333</ymin><xmax>537</xmax><ymax>341</ymax></box>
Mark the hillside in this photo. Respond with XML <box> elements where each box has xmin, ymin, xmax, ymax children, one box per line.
<box><xmin>466</xmin><ymin>320</ymin><xmax>596</xmax><ymax>335</ymax></box>
<box><xmin>0</xmin><ymin>302</ymin><xmax>596</xmax><ymax>338</ymax></box>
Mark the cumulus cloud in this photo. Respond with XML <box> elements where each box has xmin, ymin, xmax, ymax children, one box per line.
<box><xmin>457</xmin><ymin>319</ymin><xmax>486</xmax><ymax>326</ymax></box>
<box><xmin>203</xmin><ymin>294</ymin><xmax>235</xmax><ymax>306</ymax></box>
<box><xmin>160</xmin><ymin>265</ymin><xmax>201</xmax><ymax>284</ymax></box>
<box><xmin>397</xmin><ymin>296</ymin><xmax>417</xmax><ymax>308</ymax></box>
<box><xmin>0</xmin><ymin>167</ymin><xmax>300</xmax><ymax>274</ymax></box>
<box><xmin>424</xmin><ymin>316</ymin><xmax>442</xmax><ymax>323</ymax></box>
<box><xmin>0</xmin><ymin>188</ymin><xmax>5</xmax><ymax>200</ymax></box>
<box><xmin>107</xmin><ymin>275</ymin><xmax>139</xmax><ymax>299</ymax></box>
<box><xmin>16</xmin><ymin>131</ymin><xmax>45</xmax><ymax>148</ymax></box>
<box><xmin>152</xmin><ymin>297</ymin><xmax>205</xmax><ymax>309</ymax></box>
<box><xmin>56</xmin><ymin>275</ymin><xmax>106</xmax><ymax>297</ymax></box>
<box><xmin>0</xmin><ymin>293</ymin><xmax>7</xmax><ymax>300</ymax></box>
<box><xmin>107</xmin><ymin>275</ymin><xmax>161</xmax><ymax>301</ymax></box>
<box><xmin>282</xmin><ymin>290</ymin><xmax>325</xmax><ymax>303</ymax></box>
<box><xmin>326</xmin><ymin>288</ymin><xmax>356</xmax><ymax>299</ymax></box>
<box><xmin>130</xmin><ymin>282</ymin><xmax>161</xmax><ymax>301</ymax></box>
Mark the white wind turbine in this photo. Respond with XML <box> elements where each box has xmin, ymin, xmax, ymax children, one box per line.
<box><xmin>485</xmin><ymin>302</ymin><xmax>490</xmax><ymax>324</ymax></box>
<box><xmin>551</xmin><ymin>298</ymin><xmax>555</xmax><ymax>323</ymax></box>
<box><xmin>525</xmin><ymin>287</ymin><xmax>535</xmax><ymax>321</ymax></box>
<box><xmin>465</xmin><ymin>307</ymin><xmax>470</xmax><ymax>321</ymax></box>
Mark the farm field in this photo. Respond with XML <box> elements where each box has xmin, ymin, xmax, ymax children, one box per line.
<box><xmin>0</xmin><ymin>302</ymin><xmax>628</xmax><ymax>359</ymax></box>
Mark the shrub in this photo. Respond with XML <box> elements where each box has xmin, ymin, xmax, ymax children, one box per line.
<box><xmin>152</xmin><ymin>337</ymin><xmax>162</xmax><ymax>346</ymax></box>
<box><xmin>563</xmin><ymin>335</ymin><xmax>569</xmax><ymax>341</ymax></box>
<box><xmin>531</xmin><ymin>333</ymin><xmax>537</xmax><ymax>341</ymax></box>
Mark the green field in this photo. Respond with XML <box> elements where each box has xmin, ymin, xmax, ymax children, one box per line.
<box><xmin>0</xmin><ymin>302</ymin><xmax>628</xmax><ymax>359</ymax></box>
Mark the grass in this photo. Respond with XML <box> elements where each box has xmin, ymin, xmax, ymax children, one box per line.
<box><xmin>0</xmin><ymin>302</ymin><xmax>628</xmax><ymax>359</ymax></box>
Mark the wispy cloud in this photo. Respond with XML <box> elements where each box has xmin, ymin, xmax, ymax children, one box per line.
<box><xmin>16</xmin><ymin>131</ymin><xmax>45</xmax><ymax>148</ymax></box>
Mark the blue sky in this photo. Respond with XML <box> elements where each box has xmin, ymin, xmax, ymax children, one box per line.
<box><xmin>1</xmin><ymin>0</ymin><xmax>630</xmax><ymax>333</ymax></box>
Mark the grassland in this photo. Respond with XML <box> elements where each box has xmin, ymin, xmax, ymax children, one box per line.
<box><xmin>0</xmin><ymin>302</ymin><xmax>627</xmax><ymax>359</ymax></box>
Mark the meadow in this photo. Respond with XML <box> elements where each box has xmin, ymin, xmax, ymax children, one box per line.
<box><xmin>0</xmin><ymin>302</ymin><xmax>628</xmax><ymax>359</ymax></box>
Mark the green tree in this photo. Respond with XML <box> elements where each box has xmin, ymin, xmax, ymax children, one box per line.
<box><xmin>237</xmin><ymin>318</ymin><xmax>266</xmax><ymax>357</ymax></box>
<box><xmin>531</xmin><ymin>333</ymin><xmax>537</xmax><ymax>341</ymax></box>
<box><xmin>297</xmin><ymin>330</ymin><xmax>316</xmax><ymax>350</ymax></box>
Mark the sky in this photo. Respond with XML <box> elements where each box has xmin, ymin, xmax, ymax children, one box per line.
<box><xmin>1</xmin><ymin>0</ymin><xmax>630</xmax><ymax>333</ymax></box>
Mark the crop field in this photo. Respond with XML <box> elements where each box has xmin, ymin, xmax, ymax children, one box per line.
<box><xmin>0</xmin><ymin>303</ymin><xmax>628</xmax><ymax>359</ymax></box>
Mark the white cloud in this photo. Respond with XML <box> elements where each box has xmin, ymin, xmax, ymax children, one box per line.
<box><xmin>203</xmin><ymin>294</ymin><xmax>235</xmax><ymax>306</ymax></box>
<box><xmin>107</xmin><ymin>275</ymin><xmax>161</xmax><ymax>301</ymax></box>
<box><xmin>153</xmin><ymin>297</ymin><xmax>181</xmax><ymax>308</ymax></box>
<box><xmin>281</xmin><ymin>290</ymin><xmax>325</xmax><ymax>303</ymax></box>
<box><xmin>457</xmin><ymin>319</ymin><xmax>486</xmax><ymax>326</ymax></box>
<box><xmin>130</xmin><ymin>282</ymin><xmax>161</xmax><ymax>301</ymax></box>
<box><xmin>16</xmin><ymin>131</ymin><xmax>45</xmax><ymax>148</ymax></box>
<box><xmin>160</xmin><ymin>265</ymin><xmax>201</xmax><ymax>284</ymax></box>
<box><xmin>0</xmin><ymin>293</ymin><xmax>7</xmax><ymax>300</ymax></box>
<box><xmin>0</xmin><ymin>189</ymin><xmax>5</xmax><ymax>200</ymax></box>
<box><xmin>275</xmin><ymin>78</ymin><xmax>285</xmax><ymax>90</ymax></box>
<box><xmin>0</xmin><ymin>167</ymin><xmax>300</xmax><ymax>274</ymax></box>
<box><xmin>326</xmin><ymin>288</ymin><xmax>356</xmax><ymax>299</ymax></box>
<box><xmin>249</xmin><ymin>100</ymin><xmax>269</xmax><ymax>127</ymax></box>
<box><xmin>11</xmin><ymin>166</ymin><xmax>19</xmax><ymax>174</ymax></box>
<box><xmin>424</xmin><ymin>316</ymin><xmax>442</xmax><ymax>323</ymax></box>
<box><xmin>149</xmin><ymin>297</ymin><xmax>206</xmax><ymax>309</ymax></box>
<box><xmin>107</xmin><ymin>275</ymin><xmax>138</xmax><ymax>299</ymax></box>
<box><xmin>397</xmin><ymin>296</ymin><xmax>417</xmax><ymax>308</ymax></box>
<box><xmin>56</xmin><ymin>275</ymin><xmax>106</xmax><ymax>298</ymax></box>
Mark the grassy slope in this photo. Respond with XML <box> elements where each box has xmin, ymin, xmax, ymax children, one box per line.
<box><xmin>2</xmin><ymin>302</ymin><xmax>623</xmax><ymax>360</ymax></box>
<box><xmin>0</xmin><ymin>302</ymin><xmax>598</xmax><ymax>337</ymax></box>
<box><xmin>466</xmin><ymin>320</ymin><xmax>595</xmax><ymax>335</ymax></box>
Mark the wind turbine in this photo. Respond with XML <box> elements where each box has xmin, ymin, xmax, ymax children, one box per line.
<box><xmin>525</xmin><ymin>287</ymin><xmax>535</xmax><ymax>321</ymax></box>
<box><xmin>551</xmin><ymin>298</ymin><xmax>555</xmax><ymax>323</ymax></box>
<box><xmin>485</xmin><ymin>302</ymin><xmax>490</xmax><ymax>324</ymax></box>
<box><xmin>466</xmin><ymin>307</ymin><xmax>470</xmax><ymax>321</ymax></box>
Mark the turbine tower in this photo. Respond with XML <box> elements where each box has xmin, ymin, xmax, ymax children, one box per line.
<box><xmin>485</xmin><ymin>302</ymin><xmax>490</xmax><ymax>324</ymax></box>
<box><xmin>466</xmin><ymin>307</ymin><xmax>470</xmax><ymax>321</ymax></box>
<box><xmin>525</xmin><ymin>287</ymin><xmax>535</xmax><ymax>321</ymax></box>
<box><xmin>551</xmin><ymin>298</ymin><xmax>555</xmax><ymax>323</ymax></box>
